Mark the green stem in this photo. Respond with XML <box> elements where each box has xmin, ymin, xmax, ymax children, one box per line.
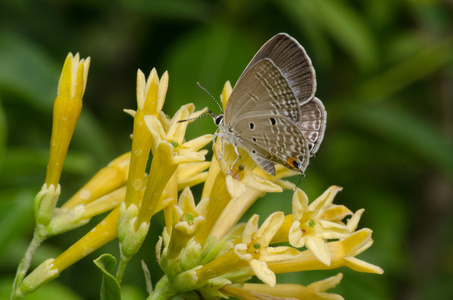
<box><xmin>10</xmin><ymin>228</ymin><xmax>46</xmax><ymax>300</ymax></box>
<box><xmin>115</xmin><ymin>255</ymin><xmax>128</xmax><ymax>283</ymax></box>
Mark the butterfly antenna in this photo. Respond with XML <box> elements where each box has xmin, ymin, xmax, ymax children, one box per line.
<box><xmin>197</xmin><ymin>82</ymin><xmax>223</xmax><ymax>113</ymax></box>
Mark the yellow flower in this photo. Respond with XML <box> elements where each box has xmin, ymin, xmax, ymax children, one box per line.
<box><xmin>34</xmin><ymin>53</ymin><xmax>90</xmax><ymax>231</ymax></box>
<box><xmin>136</xmin><ymin>105</ymin><xmax>211</xmax><ymax>227</ymax></box>
<box><xmin>176</xmin><ymin>161</ymin><xmax>211</xmax><ymax>190</ymax></box>
<box><xmin>196</xmin><ymin>212</ymin><xmax>299</xmax><ymax>287</ymax></box>
<box><xmin>14</xmin><ymin>52</ymin><xmax>384</xmax><ymax>300</ymax></box>
<box><xmin>45</xmin><ymin>53</ymin><xmax>90</xmax><ymax>188</ymax></box>
<box><xmin>267</xmin><ymin>229</ymin><xmax>384</xmax><ymax>275</ymax></box>
<box><xmin>210</xmin><ymin>165</ymin><xmax>295</xmax><ymax>242</ymax></box>
<box><xmin>165</xmin><ymin>187</ymin><xmax>208</xmax><ymax>259</ymax></box>
<box><xmin>122</xmin><ymin>69</ymin><xmax>166</xmax><ymax>209</ymax></box>
<box><xmin>17</xmin><ymin>208</ymin><xmax>120</xmax><ymax>297</ymax></box>
<box><xmin>221</xmin><ymin>273</ymin><xmax>344</xmax><ymax>300</ymax></box>
<box><xmin>62</xmin><ymin>152</ymin><xmax>130</xmax><ymax>210</ymax></box>
<box><xmin>233</xmin><ymin>212</ymin><xmax>300</xmax><ymax>286</ymax></box>
<box><xmin>287</xmin><ymin>186</ymin><xmax>351</xmax><ymax>265</ymax></box>
<box><xmin>116</xmin><ymin>70</ymin><xmax>211</xmax><ymax>276</ymax></box>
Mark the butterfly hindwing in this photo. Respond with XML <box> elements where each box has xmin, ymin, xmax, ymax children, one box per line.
<box><xmin>231</xmin><ymin>113</ymin><xmax>310</xmax><ymax>175</ymax></box>
<box><xmin>298</xmin><ymin>97</ymin><xmax>326</xmax><ymax>155</ymax></box>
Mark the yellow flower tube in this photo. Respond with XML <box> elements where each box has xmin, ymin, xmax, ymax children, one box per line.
<box><xmin>45</xmin><ymin>53</ymin><xmax>90</xmax><ymax>187</ymax></box>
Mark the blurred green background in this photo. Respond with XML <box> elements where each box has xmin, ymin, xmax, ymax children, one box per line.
<box><xmin>1</xmin><ymin>0</ymin><xmax>453</xmax><ymax>299</ymax></box>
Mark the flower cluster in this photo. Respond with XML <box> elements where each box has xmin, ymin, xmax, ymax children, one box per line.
<box><xmin>11</xmin><ymin>53</ymin><xmax>383</xmax><ymax>300</ymax></box>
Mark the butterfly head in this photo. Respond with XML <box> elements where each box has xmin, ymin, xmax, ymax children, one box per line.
<box><xmin>208</xmin><ymin>109</ymin><xmax>224</xmax><ymax>127</ymax></box>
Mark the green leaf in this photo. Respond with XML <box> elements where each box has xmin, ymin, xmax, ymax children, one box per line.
<box><xmin>0</xmin><ymin>278</ymin><xmax>83</xmax><ymax>300</ymax></box>
<box><xmin>276</xmin><ymin>0</ymin><xmax>334</xmax><ymax>68</ymax></box>
<box><xmin>163</xmin><ymin>23</ymin><xmax>255</xmax><ymax>140</ymax></box>
<box><xmin>119</xmin><ymin>0</ymin><xmax>210</xmax><ymax>20</ymax></box>
<box><xmin>0</xmin><ymin>99</ymin><xmax>6</xmax><ymax>171</ymax></box>
<box><xmin>312</xmin><ymin>0</ymin><xmax>378</xmax><ymax>71</ymax></box>
<box><xmin>0</xmin><ymin>32</ymin><xmax>59</xmax><ymax>112</ymax></box>
<box><xmin>1</xmin><ymin>147</ymin><xmax>95</xmax><ymax>186</ymax></box>
<box><xmin>94</xmin><ymin>254</ymin><xmax>121</xmax><ymax>300</ymax></box>
<box><xmin>0</xmin><ymin>189</ymin><xmax>35</xmax><ymax>257</ymax></box>
<box><xmin>353</xmin><ymin>36</ymin><xmax>453</xmax><ymax>102</ymax></box>
<box><xmin>277</xmin><ymin>0</ymin><xmax>378</xmax><ymax>71</ymax></box>
<box><xmin>346</xmin><ymin>102</ymin><xmax>453</xmax><ymax>180</ymax></box>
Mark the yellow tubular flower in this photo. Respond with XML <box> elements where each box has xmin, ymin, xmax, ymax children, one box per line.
<box><xmin>15</xmin><ymin>48</ymin><xmax>385</xmax><ymax>299</ymax></box>
<box><xmin>51</xmin><ymin>208</ymin><xmax>120</xmax><ymax>272</ymax></box>
<box><xmin>166</xmin><ymin>187</ymin><xmax>207</xmax><ymax>259</ymax></box>
<box><xmin>287</xmin><ymin>187</ymin><xmax>351</xmax><ymax>265</ymax></box>
<box><xmin>266</xmin><ymin>229</ymin><xmax>384</xmax><ymax>275</ymax></box>
<box><xmin>222</xmin><ymin>273</ymin><xmax>344</xmax><ymax>300</ymax></box>
<box><xmin>62</xmin><ymin>152</ymin><xmax>131</xmax><ymax>209</ymax></box>
<box><xmin>221</xmin><ymin>80</ymin><xmax>232</xmax><ymax>111</ymax></box>
<box><xmin>81</xmin><ymin>186</ymin><xmax>127</xmax><ymax>219</ymax></box>
<box><xmin>45</xmin><ymin>53</ymin><xmax>90</xmax><ymax>188</ymax></box>
<box><xmin>163</xmin><ymin>173</ymin><xmax>178</xmax><ymax>235</ymax></box>
<box><xmin>123</xmin><ymin>69</ymin><xmax>164</xmax><ymax>208</ymax></box>
<box><xmin>210</xmin><ymin>165</ymin><xmax>296</xmax><ymax>241</ymax></box>
<box><xmin>194</xmin><ymin>170</ymin><xmax>230</xmax><ymax>245</ymax></box>
<box><xmin>197</xmin><ymin>212</ymin><xmax>300</xmax><ymax>287</ymax></box>
<box><xmin>176</xmin><ymin>161</ymin><xmax>210</xmax><ymax>191</ymax></box>
<box><xmin>137</xmin><ymin>105</ymin><xmax>211</xmax><ymax>228</ymax></box>
<box><xmin>19</xmin><ymin>208</ymin><xmax>120</xmax><ymax>295</ymax></box>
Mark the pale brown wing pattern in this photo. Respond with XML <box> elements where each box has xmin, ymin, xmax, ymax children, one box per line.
<box><xmin>239</xmin><ymin>33</ymin><xmax>316</xmax><ymax>106</ymax></box>
<box><xmin>298</xmin><ymin>97</ymin><xmax>326</xmax><ymax>155</ymax></box>
<box><xmin>225</xmin><ymin>59</ymin><xmax>300</xmax><ymax>125</ymax></box>
<box><xmin>231</xmin><ymin>113</ymin><xmax>310</xmax><ymax>175</ymax></box>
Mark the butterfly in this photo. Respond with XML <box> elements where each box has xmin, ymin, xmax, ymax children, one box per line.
<box><xmin>209</xmin><ymin>33</ymin><xmax>326</xmax><ymax>176</ymax></box>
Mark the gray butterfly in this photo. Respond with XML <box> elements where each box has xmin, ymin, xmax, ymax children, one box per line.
<box><xmin>211</xmin><ymin>33</ymin><xmax>326</xmax><ymax>176</ymax></box>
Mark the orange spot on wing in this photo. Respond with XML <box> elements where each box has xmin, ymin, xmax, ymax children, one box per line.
<box><xmin>287</xmin><ymin>157</ymin><xmax>299</xmax><ymax>169</ymax></box>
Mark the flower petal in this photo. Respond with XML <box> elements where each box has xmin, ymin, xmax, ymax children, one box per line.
<box><xmin>305</xmin><ymin>235</ymin><xmax>331</xmax><ymax>266</ymax></box>
<box><xmin>250</xmin><ymin>259</ymin><xmax>276</xmax><ymax>287</ymax></box>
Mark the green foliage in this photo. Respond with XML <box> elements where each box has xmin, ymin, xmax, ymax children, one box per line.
<box><xmin>94</xmin><ymin>254</ymin><xmax>121</xmax><ymax>300</ymax></box>
<box><xmin>1</xmin><ymin>0</ymin><xmax>452</xmax><ymax>299</ymax></box>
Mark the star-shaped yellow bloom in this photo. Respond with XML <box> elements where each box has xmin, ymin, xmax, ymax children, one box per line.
<box><xmin>288</xmin><ymin>187</ymin><xmax>351</xmax><ymax>265</ymax></box>
<box><xmin>234</xmin><ymin>212</ymin><xmax>300</xmax><ymax>287</ymax></box>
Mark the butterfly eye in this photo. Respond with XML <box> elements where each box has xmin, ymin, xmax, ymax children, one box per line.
<box><xmin>287</xmin><ymin>158</ymin><xmax>300</xmax><ymax>169</ymax></box>
<box><xmin>215</xmin><ymin>115</ymin><xmax>223</xmax><ymax>126</ymax></box>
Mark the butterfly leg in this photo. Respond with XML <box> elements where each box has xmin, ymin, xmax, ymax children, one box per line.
<box><xmin>229</xmin><ymin>143</ymin><xmax>240</xmax><ymax>175</ymax></box>
<box><xmin>213</xmin><ymin>131</ymin><xmax>225</xmax><ymax>161</ymax></box>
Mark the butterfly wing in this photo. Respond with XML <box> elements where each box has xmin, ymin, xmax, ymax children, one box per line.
<box><xmin>239</xmin><ymin>33</ymin><xmax>316</xmax><ymax>106</ymax></box>
<box><xmin>231</xmin><ymin>113</ymin><xmax>310</xmax><ymax>175</ymax></box>
<box><xmin>298</xmin><ymin>97</ymin><xmax>326</xmax><ymax>155</ymax></box>
<box><xmin>220</xmin><ymin>33</ymin><xmax>324</xmax><ymax>176</ymax></box>
<box><xmin>224</xmin><ymin>58</ymin><xmax>301</xmax><ymax>126</ymax></box>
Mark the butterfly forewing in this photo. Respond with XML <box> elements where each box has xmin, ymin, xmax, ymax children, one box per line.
<box><xmin>225</xmin><ymin>59</ymin><xmax>300</xmax><ymax>126</ymax></box>
<box><xmin>239</xmin><ymin>33</ymin><xmax>316</xmax><ymax>106</ymax></box>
